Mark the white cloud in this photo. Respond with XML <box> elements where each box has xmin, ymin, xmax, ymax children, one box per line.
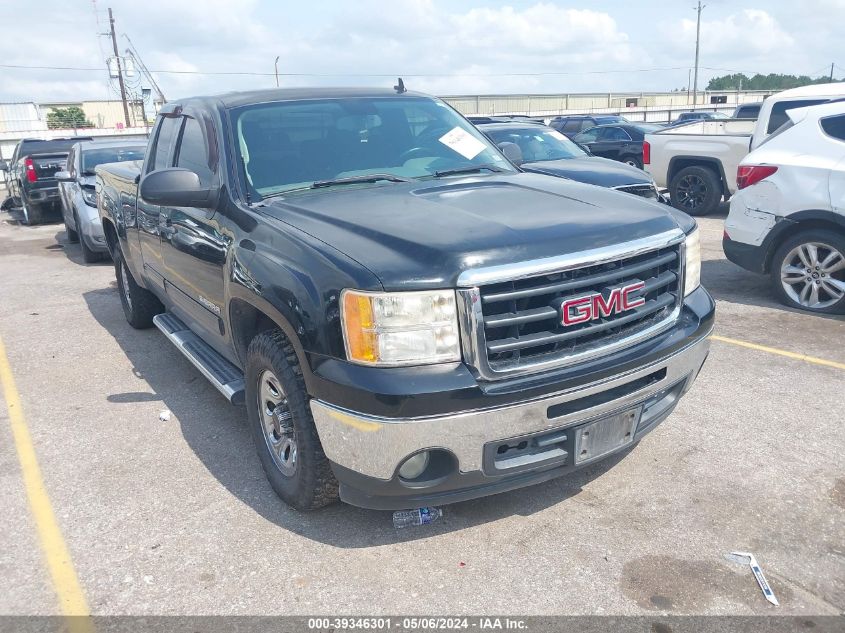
<box><xmin>0</xmin><ymin>1</ymin><xmax>842</xmax><ymax>104</ymax></box>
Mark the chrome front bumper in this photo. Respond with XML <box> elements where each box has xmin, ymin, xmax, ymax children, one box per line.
<box><xmin>311</xmin><ymin>332</ymin><xmax>710</xmax><ymax>481</ymax></box>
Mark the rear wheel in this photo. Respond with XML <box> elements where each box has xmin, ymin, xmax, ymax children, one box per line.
<box><xmin>623</xmin><ymin>156</ymin><xmax>643</xmax><ymax>170</ymax></box>
<box><xmin>770</xmin><ymin>229</ymin><xmax>845</xmax><ymax>314</ymax></box>
<box><xmin>669</xmin><ymin>165</ymin><xmax>722</xmax><ymax>216</ymax></box>
<box><xmin>21</xmin><ymin>196</ymin><xmax>45</xmax><ymax>225</ymax></box>
<box><xmin>114</xmin><ymin>250</ymin><xmax>163</xmax><ymax>328</ymax></box>
<box><xmin>245</xmin><ymin>330</ymin><xmax>338</xmax><ymax>510</ymax></box>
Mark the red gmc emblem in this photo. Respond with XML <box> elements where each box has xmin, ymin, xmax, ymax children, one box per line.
<box><xmin>560</xmin><ymin>281</ymin><xmax>646</xmax><ymax>326</ymax></box>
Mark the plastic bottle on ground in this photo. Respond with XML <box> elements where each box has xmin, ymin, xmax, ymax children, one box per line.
<box><xmin>392</xmin><ymin>507</ymin><xmax>443</xmax><ymax>529</ymax></box>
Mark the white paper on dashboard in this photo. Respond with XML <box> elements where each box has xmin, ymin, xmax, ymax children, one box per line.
<box><xmin>438</xmin><ymin>127</ymin><xmax>487</xmax><ymax>160</ymax></box>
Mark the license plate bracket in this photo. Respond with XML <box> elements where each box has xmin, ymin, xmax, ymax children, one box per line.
<box><xmin>574</xmin><ymin>407</ymin><xmax>642</xmax><ymax>464</ymax></box>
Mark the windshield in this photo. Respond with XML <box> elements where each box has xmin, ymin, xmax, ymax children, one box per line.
<box><xmin>81</xmin><ymin>146</ymin><xmax>145</xmax><ymax>174</ymax></box>
<box><xmin>230</xmin><ymin>96</ymin><xmax>515</xmax><ymax>198</ymax></box>
<box><xmin>484</xmin><ymin>126</ymin><xmax>586</xmax><ymax>162</ymax></box>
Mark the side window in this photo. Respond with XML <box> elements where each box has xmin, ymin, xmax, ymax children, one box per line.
<box><xmin>562</xmin><ymin>119</ymin><xmax>582</xmax><ymax>133</ymax></box>
<box><xmin>575</xmin><ymin>128</ymin><xmax>600</xmax><ymax>143</ymax></box>
<box><xmin>821</xmin><ymin>115</ymin><xmax>845</xmax><ymax>142</ymax></box>
<box><xmin>601</xmin><ymin>127</ymin><xmax>631</xmax><ymax>141</ymax></box>
<box><xmin>174</xmin><ymin>116</ymin><xmax>211</xmax><ymax>183</ymax></box>
<box><xmin>66</xmin><ymin>148</ymin><xmax>75</xmax><ymax>178</ymax></box>
<box><xmin>767</xmin><ymin>99</ymin><xmax>828</xmax><ymax>134</ymax></box>
<box><xmin>148</xmin><ymin>115</ymin><xmax>180</xmax><ymax>172</ymax></box>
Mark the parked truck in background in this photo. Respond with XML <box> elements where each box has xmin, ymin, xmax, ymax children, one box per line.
<box><xmin>0</xmin><ymin>137</ymin><xmax>93</xmax><ymax>224</ymax></box>
<box><xmin>96</xmin><ymin>87</ymin><xmax>713</xmax><ymax>511</ymax></box>
<box><xmin>645</xmin><ymin>82</ymin><xmax>845</xmax><ymax>216</ymax></box>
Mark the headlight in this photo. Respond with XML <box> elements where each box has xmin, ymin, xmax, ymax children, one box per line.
<box><xmin>341</xmin><ymin>289</ymin><xmax>461</xmax><ymax>366</ymax></box>
<box><xmin>81</xmin><ymin>187</ymin><xmax>97</xmax><ymax>207</ymax></box>
<box><xmin>684</xmin><ymin>228</ymin><xmax>701</xmax><ymax>296</ymax></box>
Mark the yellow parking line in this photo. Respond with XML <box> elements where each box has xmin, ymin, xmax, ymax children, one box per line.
<box><xmin>712</xmin><ymin>334</ymin><xmax>845</xmax><ymax>371</ymax></box>
<box><xmin>0</xmin><ymin>335</ymin><xmax>94</xmax><ymax>632</ymax></box>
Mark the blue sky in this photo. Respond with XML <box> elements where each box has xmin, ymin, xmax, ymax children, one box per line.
<box><xmin>1</xmin><ymin>0</ymin><xmax>842</xmax><ymax>102</ymax></box>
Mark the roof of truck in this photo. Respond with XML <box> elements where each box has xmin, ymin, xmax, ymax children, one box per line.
<box><xmin>166</xmin><ymin>87</ymin><xmax>430</xmax><ymax>110</ymax></box>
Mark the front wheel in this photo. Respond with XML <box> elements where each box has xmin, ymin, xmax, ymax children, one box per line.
<box><xmin>76</xmin><ymin>212</ymin><xmax>103</xmax><ymax>263</ymax></box>
<box><xmin>114</xmin><ymin>251</ymin><xmax>163</xmax><ymax>328</ymax></box>
<box><xmin>669</xmin><ymin>165</ymin><xmax>722</xmax><ymax>216</ymax></box>
<box><xmin>245</xmin><ymin>330</ymin><xmax>338</xmax><ymax>510</ymax></box>
<box><xmin>771</xmin><ymin>230</ymin><xmax>845</xmax><ymax>314</ymax></box>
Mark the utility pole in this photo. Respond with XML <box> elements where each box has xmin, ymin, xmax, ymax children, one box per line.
<box><xmin>274</xmin><ymin>56</ymin><xmax>280</xmax><ymax>87</ymax></box>
<box><xmin>831</xmin><ymin>63</ymin><xmax>835</xmax><ymax>82</ymax></box>
<box><xmin>108</xmin><ymin>8</ymin><xmax>131</xmax><ymax>128</ymax></box>
<box><xmin>687</xmin><ymin>69</ymin><xmax>691</xmax><ymax>105</ymax></box>
<box><xmin>692</xmin><ymin>1</ymin><xmax>705</xmax><ymax>109</ymax></box>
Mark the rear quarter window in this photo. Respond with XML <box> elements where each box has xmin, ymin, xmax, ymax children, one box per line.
<box><xmin>821</xmin><ymin>115</ymin><xmax>845</xmax><ymax>142</ymax></box>
<box><xmin>767</xmin><ymin>99</ymin><xmax>829</xmax><ymax>133</ymax></box>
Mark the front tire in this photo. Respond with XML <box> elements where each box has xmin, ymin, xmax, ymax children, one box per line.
<box><xmin>245</xmin><ymin>330</ymin><xmax>338</xmax><ymax>510</ymax></box>
<box><xmin>64</xmin><ymin>215</ymin><xmax>79</xmax><ymax>243</ymax></box>
<box><xmin>669</xmin><ymin>165</ymin><xmax>722</xmax><ymax>216</ymax></box>
<box><xmin>114</xmin><ymin>250</ymin><xmax>163</xmax><ymax>328</ymax></box>
<box><xmin>77</xmin><ymin>212</ymin><xmax>103</xmax><ymax>263</ymax></box>
<box><xmin>770</xmin><ymin>229</ymin><xmax>845</xmax><ymax>314</ymax></box>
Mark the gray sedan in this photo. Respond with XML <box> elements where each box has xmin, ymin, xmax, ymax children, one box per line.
<box><xmin>56</xmin><ymin>140</ymin><xmax>145</xmax><ymax>262</ymax></box>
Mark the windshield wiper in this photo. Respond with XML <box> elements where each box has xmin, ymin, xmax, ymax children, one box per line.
<box><xmin>434</xmin><ymin>164</ymin><xmax>506</xmax><ymax>178</ymax></box>
<box><xmin>310</xmin><ymin>174</ymin><xmax>411</xmax><ymax>189</ymax></box>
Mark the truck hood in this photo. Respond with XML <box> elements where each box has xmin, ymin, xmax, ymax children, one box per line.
<box><xmin>259</xmin><ymin>171</ymin><xmax>687</xmax><ymax>290</ymax></box>
<box><xmin>520</xmin><ymin>157</ymin><xmax>651</xmax><ymax>188</ymax></box>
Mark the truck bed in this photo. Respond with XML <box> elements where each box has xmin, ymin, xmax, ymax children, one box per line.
<box><xmin>645</xmin><ymin>119</ymin><xmax>756</xmax><ymax>193</ymax></box>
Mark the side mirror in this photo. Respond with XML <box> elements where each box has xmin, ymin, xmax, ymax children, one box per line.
<box><xmin>498</xmin><ymin>142</ymin><xmax>524</xmax><ymax>165</ymax></box>
<box><xmin>55</xmin><ymin>170</ymin><xmax>73</xmax><ymax>182</ymax></box>
<box><xmin>140</xmin><ymin>168</ymin><xmax>216</xmax><ymax>208</ymax></box>
<box><xmin>0</xmin><ymin>160</ymin><xmax>8</xmax><ymax>172</ymax></box>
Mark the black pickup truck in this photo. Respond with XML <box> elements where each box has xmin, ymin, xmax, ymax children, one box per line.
<box><xmin>0</xmin><ymin>137</ymin><xmax>93</xmax><ymax>224</ymax></box>
<box><xmin>96</xmin><ymin>87</ymin><xmax>714</xmax><ymax>511</ymax></box>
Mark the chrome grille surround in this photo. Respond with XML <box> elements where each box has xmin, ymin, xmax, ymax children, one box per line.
<box><xmin>457</xmin><ymin>229</ymin><xmax>687</xmax><ymax>381</ymax></box>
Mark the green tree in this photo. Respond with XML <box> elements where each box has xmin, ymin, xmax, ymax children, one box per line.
<box><xmin>707</xmin><ymin>73</ymin><xmax>841</xmax><ymax>91</ymax></box>
<box><xmin>46</xmin><ymin>106</ymin><xmax>95</xmax><ymax>129</ymax></box>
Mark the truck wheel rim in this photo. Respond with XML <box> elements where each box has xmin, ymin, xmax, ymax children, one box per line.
<box><xmin>676</xmin><ymin>175</ymin><xmax>707</xmax><ymax>210</ymax></box>
<box><xmin>120</xmin><ymin>260</ymin><xmax>133</xmax><ymax>309</ymax></box>
<box><xmin>781</xmin><ymin>242</ymin><xmax>845</xmax><ymax>309</ymax></box>
<box><xmin>258</xmin><ymin>369</ymin><xmax>297</xmax><ymax>477</ymax></box>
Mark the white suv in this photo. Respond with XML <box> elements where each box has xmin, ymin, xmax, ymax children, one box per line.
<box><xmin>723</xmin><ymin>101</ymin><xmax>845</xmax><ymax>314</ymax></box>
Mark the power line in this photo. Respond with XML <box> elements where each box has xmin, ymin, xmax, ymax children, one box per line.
<box><xmin>0</xmin><ymin>62</ymin><xmax>762</xmax><ymax>78</ymax></box>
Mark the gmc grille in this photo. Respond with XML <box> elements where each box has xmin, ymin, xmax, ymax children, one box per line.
<box><xmin>476</xmin><ymin>243</ymin><xmax>683</xmax><ymax>375</ymax></box>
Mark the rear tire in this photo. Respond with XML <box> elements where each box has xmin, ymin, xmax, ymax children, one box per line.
<box><xmin>245</xmin><ymin>330</ymin><xmax>338</xmax><ymax>511</ymax></box>
<box><xmin>770</xmin><ymin>229</ymin><xmax>845</xmax><ymax>314</ymax></box>
<box><xmin>114</xmin><ymin>250</ymin><xmax>163</xmax><ymax>328</ymax></box>
<box><xmin>669</xmin><ymin>165</ymin><xmax>722</xmax><ymax>216</ymax></box>
<box><xmin>623</xmin><ymin>156</ymin><xmax>643</xmax><ymax>170</ymax></box>
<box><xmin>21</xmin><ymin>197</ymin><xmax>45</xmax><ymax>225</ymax></box>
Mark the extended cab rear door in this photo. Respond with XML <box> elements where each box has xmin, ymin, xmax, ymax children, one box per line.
<box><xmin>158</xmin><ymin>109</ymin><xmax>230</xmax><ymax>353</ymax></box>
<box><xmin>138</xmin><ymin>114</ymin><xmax>181</xmax><ymax>292</ymax></box>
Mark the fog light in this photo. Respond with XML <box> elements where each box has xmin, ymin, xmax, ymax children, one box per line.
<box><xmin>398</xmin><ymin>451</ymin><xmax>430</xmax><ymax>480</ymax></box>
